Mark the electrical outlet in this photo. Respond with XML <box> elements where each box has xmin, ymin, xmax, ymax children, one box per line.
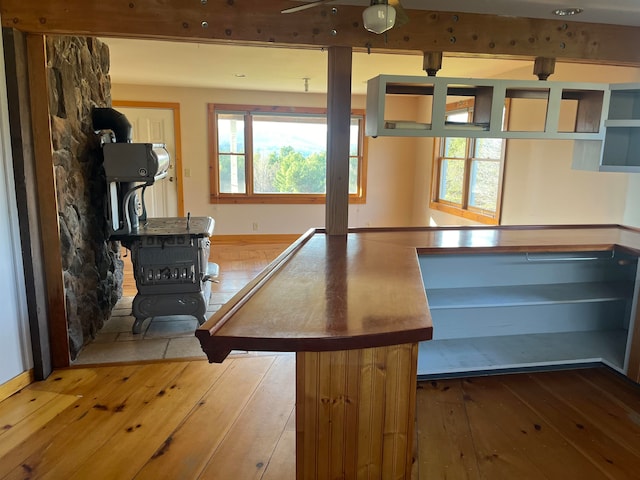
<box><xmin>184</xmin><ymin>168</ymin><xmax>191</xmax><ymax>178</ymax></box>
<box><xmin>252</xmin><ymin>222</ymin><xmax>259</xmax><ymax>231</ymax></box>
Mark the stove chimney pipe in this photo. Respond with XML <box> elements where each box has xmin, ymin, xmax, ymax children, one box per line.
<box><xmin>92</xmin><ymin>107</ymin><xmax>133</xmax><ymax>143</ymax></box>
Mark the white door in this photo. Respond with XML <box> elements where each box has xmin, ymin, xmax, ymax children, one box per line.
<box><xmin>117</xmin><ymin>106</ymin><xmax>178</xmax><ymax>218</ymax></box>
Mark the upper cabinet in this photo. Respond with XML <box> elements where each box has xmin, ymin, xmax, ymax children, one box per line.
<box><xmin>365</xmin><ymin>75</ymin><xmax>608</xmax><ymax>140</ymax></box>
<box><xmin>366</xmin><ymin>75</ymin><xmax>640</xmax><ymax>173</ymax></box>
<box><xmin>573</xmin><ymin>84</ymin><xmax>640</xmax><ymax>172</ymax></box>
<box><xmin>598</xmin><ymin>84</ymin><xmax>640</xmax><ymax>172</ymax></box>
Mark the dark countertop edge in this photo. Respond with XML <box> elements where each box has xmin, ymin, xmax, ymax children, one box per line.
<box><xmin>195</xmin><ymin>328</ymin><xmax>433</xmax><ymax>364</ymax></box>
<box><xmin>345</xmin><ymin>223</ymin><xmax>624</xmax><ymax>233</ymax></box>
<box><xmin>416</xmin><ymin>244</ymin><xmax>621</xmax><ymax>255</ymax></box>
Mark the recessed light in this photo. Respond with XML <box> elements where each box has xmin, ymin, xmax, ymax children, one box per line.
<box><xmin>553</xmin><ymin>8</ymin><xmax>584</xmax><ymax>16</ymax></box>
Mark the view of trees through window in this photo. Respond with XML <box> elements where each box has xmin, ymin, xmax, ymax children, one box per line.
<box><xmin>216</xmin><ymin>110</ymin><xmax>361</xmax><ymax>198</ymax></box>
<box><xmin>432</xmin><ymin>102</ymin><xmax>507</xmax><ymax>224</ymax></box>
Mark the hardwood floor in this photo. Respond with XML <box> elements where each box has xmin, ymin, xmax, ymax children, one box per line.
<box><xmin>14</xmin><ymin>241</ymin><xmax>640</xmax><ymax>478</ymax></box>
<box><xmin>1</xmin><ymin>361</ymin><xmax>639</xmax><ymax>479</ymax></box>
<box><xmin>417</xmin><ymin>367</ymin><xmax>640</xmax><ymax>480</ymax></box>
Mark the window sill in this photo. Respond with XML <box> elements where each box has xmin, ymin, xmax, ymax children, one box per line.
<box><xmin>430</xmin><ymin>201</ymin><xmax>499</xmax><ymax>225</ymax></box>
<box><xmin>210</xmin><ymin>194</ymin><xmax>366</xmax><ymax>205</ymax></box>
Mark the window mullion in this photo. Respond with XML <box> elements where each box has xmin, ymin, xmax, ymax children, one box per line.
<box><xmin>356</xmin><ymin>117</ymin><xmax>364</xmax><ymax>196</ymax></box>
<box><xmin>212</xmin><ymin>111</ymin><xmax>221</xmax><ymax>196</ymax></box>
<box><xmin>245</xmin><ymin>112</ymin><xmax>254</xmax><ymax>196</ymax></box>
<box><xmin>461</xmin><ymin>138</ymin><xmax>473</xmax><ymax>210</ymax></box>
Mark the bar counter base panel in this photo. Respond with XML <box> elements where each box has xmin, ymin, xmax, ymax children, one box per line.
<box><xmin>296</xmin><ymin>343</ymin><xmax>418</xmax><ymax>480</ymax></box>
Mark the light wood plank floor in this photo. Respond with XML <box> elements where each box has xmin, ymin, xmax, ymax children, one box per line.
<box><xmin>1</xmin><ymin>360</ymin><xmax>640</xmax><ymax>479</ymax></box>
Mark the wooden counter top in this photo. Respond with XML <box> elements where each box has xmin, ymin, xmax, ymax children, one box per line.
<box><xmin>196</xmin><ymin>224</ymin><xmax>640</xmax><ymax>363</ymax></box>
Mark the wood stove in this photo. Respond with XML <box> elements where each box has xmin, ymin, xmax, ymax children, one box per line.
<box><xmin>93</xmin><ymin>107</ymin><xmax>218</xmax><ymax>333</ymax></box>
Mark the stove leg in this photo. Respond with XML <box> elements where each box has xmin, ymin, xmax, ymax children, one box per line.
<box><xmin>132</xmin><ymin>317</ymin><xmax>146</xmax><ymax>334</ymax></box>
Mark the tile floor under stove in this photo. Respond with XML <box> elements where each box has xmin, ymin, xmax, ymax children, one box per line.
<box><xmin>73</xmin><ymin>242</ymin><xmax>290</xmax><ymax>365</ymax></box>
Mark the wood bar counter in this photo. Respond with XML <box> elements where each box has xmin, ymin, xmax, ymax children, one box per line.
<box><xmin>196</xmin><ymin>224</ymin><xmax>640</xmax><ymax>479</ymax></box>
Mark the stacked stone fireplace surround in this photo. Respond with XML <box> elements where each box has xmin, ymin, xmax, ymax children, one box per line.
<box><xmin>47</xmin><ymin>36</ymin><xmax>123</xmax><ymax>359</ymax></box>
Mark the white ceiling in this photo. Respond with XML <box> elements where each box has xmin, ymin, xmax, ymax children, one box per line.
<box><xmin>102</xmin><ymin>0</ymin><xmax>640</xmax><ymax>95</ymax></box>
<box><xmin>103</xmin><ymin>39</ymin><xmax>533</xmax><ymax>95</ymax></box>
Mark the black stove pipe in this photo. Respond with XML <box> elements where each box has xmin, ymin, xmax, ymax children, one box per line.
<box><xmin>92</xmin><ymin>107</ymin><xmax>133</xmax><ymax>143</ymax></box>
<box><xmin>92</xmin><ymin>107</ymin><xmax>139</xmax><ymax>233</ymax></box>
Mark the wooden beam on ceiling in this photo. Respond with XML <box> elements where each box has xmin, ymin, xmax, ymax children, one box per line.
<box><xmin>1</xmin><ymin>0</ymin><xmax>640</xmax><ymax>66</ymax></box>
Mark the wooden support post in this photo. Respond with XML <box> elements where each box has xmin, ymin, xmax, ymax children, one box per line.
<box><xmin>325</xmin><ymin>46</ymin><xmax>352</xmax><ymax>236</ymax></box>
<box><xmin>423</xmin><ymin>51</ymin><xmax>443</xmax><ymax>76</ymax></box>
<box><xmin>296</xmin><ymin>343</ymin><xmax>418</xmax><ymax>479</ymax></box>
<box><xmin>533</xmin><ymin>57</ymin><xmax>556</xmax><ymax>80</ymax></box>
<box><xmin>2</xmin><ymin>28</ymin><xmax>53</xmax><ymax>379</ymax></box>
<box><xmin>26</xmin><ymin>34</ymin><xmax>69</xmax><ymax>368</ymax></box>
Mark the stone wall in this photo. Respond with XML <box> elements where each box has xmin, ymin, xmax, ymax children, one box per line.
<box><xmin>47</xmin><ymin>36</ymin><xmax>123</xmax><ymax>359</ymax></box>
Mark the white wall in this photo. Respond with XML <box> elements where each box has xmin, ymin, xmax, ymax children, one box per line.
<box><xmin>624</xmin><ymin>176</ymin><xmax>640</xmax><ymax>227</ymax></box>
<box><xmin>426</xmin><ymin>62</ymin><xmax>640</xmax><ymax>227</ymax></box>
<box><xmin>111</xmin><ymin>84</ymin><xmax>421</xmax><ymax>234</ymax></box>
<box><xmin>0</xmin><ymin>26</ymin><xmax>33</xmax><ymax>384</ymax></box>
<box><xmin>114</xmin><ymin>62</ymin><xmax>640</xmax><ymax>234</ymax></box>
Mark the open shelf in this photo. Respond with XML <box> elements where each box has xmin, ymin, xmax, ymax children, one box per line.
<box><xmin>573</xmin><ymin>83</ymin><xmax>640</xmax><ymax>172</ymax></box>
<box><xmin>426</xmin><ymin>281</ymin><xmax>633</xmax><ymax>310</ymax></box>
<box><xmin>417</xmin><ymin>330</ymin><xmax>628</xmax><ymax>378</ymax></box>
<box><xmin>605</xmin><ymin>120</ymin><xmax>640</xmax><ymax>128</ymax></box>
<box><xmin>366</xmin><ymin>75</ymin><xmax>608</xmax><ymax>140</ymax></box>
<box><xmin>418</xmin><ymin>250</ymin><xmax>638</xmax><ymax>378</ymax></box>
<box><xmin>367</xmin><ymin>75</ymin><xmax>640</xmax><ymax>172</ymax></box>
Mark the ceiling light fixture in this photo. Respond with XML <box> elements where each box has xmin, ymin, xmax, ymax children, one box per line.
<box><xmin>552</xmin><ymin>7</ymin><xmax>584</xmax><ymax>17</ymax></box>
<box><xmin>363</xmin><ymin>1</ymin><xmax>396</xmax><ymax>34</ymax></box>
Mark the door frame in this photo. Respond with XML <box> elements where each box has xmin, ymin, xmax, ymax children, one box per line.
<box><xmin>112</xmin><ymin>100</ymin><xmax>185</xmax><ymax>217</ymax></box>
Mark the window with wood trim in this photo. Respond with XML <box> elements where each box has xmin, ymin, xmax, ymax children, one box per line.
<box><xmin>208</xmin><ymin>104</ymin><xmax>367</xmax><ymax>204</ymax></box>
<box><xmin>430</xmin><ymin>99</ymin><xmax>509</xmax><ymax>225</ymax></box>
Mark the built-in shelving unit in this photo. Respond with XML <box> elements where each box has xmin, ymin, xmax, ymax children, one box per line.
<box><xmin>417</xmin><ymin>251</ymin><xmax>639</xmax><ymax>378</ymax></box>
<box><xmin>599</xmin><ymin>84</ymin><xmax>640</xmax><ymax>171</ymax></box>
<box><xmin>367</xmin><ymin>75</ymin><xmax>640</xmax><ymax>173</ymax></box>
<box><xmin>573</xmin><ymin>84</ymin><xmax>640</xmax><ymax>172</ymax></box>
<box><xmin>366</xmin><ymin>75</ymin><xmax>608</xmax><ymax>140</ymax></box>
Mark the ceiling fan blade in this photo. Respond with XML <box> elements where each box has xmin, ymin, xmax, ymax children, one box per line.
<box><xmin>389</xmin><ymin>0</ymin><xmax>409</xmax><ymax>26</ymax></box>
<box><xmin>281</xmin><ymin>0</ymin><xmax>335</xmax><ymax>14</ymax></box>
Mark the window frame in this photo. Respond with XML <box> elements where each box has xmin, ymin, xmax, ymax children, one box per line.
<box><xmin>208</xmin><ymin>103</ymin><xmax>367</xmax><ymax>204</ymax></box>
<box><xmin>429</xmin><ymin>99</ymin><xmax>509</xmax><ymax>225</ymax></box>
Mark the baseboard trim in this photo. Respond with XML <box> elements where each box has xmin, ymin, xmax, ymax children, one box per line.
<box><xmin>0</xmin><ymin>369</ymin><xmax>35</xmax><ymax>402</ymax></box>
<box><xmin>211</xmin><ymin>234</ymin><xmax>301</xmax><ymax>245</ymax></box>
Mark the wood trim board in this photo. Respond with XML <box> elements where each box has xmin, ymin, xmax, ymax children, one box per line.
<box><xmin>0</xmin><ymin>370</ymin><xmax>34</xmax><ymax>402</ymax></box>
<box><xmin>2</xmin><ymin>1</ymin><xmax>640</xmax><ymax>64</ymax></box>
<box><xmin>3</xmin><ymin>28</ymin><xmax>53</xmax><ymax>380</ymax></box>
<box><xmin>26</xmin><ymin>34</ymin><xmax>69</xmax><ymax>369</ymax></box>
